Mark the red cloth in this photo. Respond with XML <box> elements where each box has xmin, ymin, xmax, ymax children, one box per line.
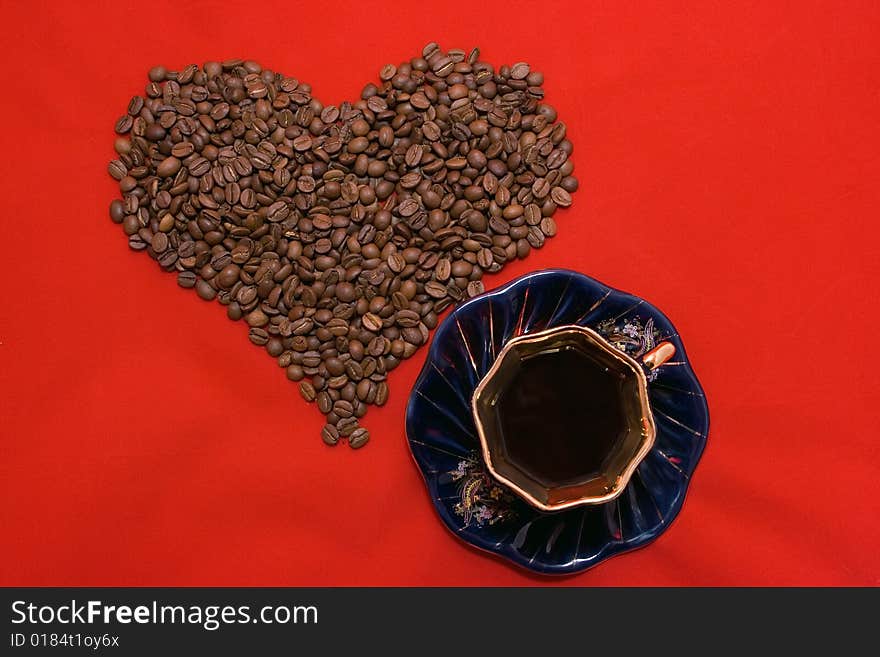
<box><xmin>1</xmin><ymin>0</ymin><xmax>877</xmax><ymax>585</ymax></box>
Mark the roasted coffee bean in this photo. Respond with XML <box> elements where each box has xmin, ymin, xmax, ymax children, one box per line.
<box><xmin>532</xmin><ymin>177</ymin><xmax>551</xmax><ymax>198</ymax></box>
<box><xmin>322</xmin><ymin>423</ymin><xmax>340</xmax><ymax>446</ymax></box>
<box><xmin>171</xmin><ymin>141</ymin><xmax>195</xmax><ymax>158</ymax></box>
<box><xmin>550</xmin><ymin>187</ymin><xmax>572</xmax><ymax>207</ymax></box>
<box><xmin>396</xmin><ymin>309</ymin><xmax>420</xmax><ymax>327</ymax></box>
<box><xmin>109</xmin><ymin>199</ymin><xmax>126</xmax><ymax>223</ymax></box>
<box><xmin>387</xmin><ymin>253</ymin><xmax>405</xmax><ymax>273</ymax></box>
<box><xmin>108</xmin><ymin>160</ymin><xmax>127</xmax><ymax>180</ymax></box>
<box><xmin>333</xmin><ymin>400</ymin><xmax>354</xmax><ymax>418</ymax></box>
<box><xmin>348</xmin><ymin>427</ymin><xmax>370</xmax><ymax>449</ymax></box>
<box><xmin>246</xmin><ymin>309</ymin><xmax>269</xmax><ymax>327</ymax></box>
<box><xmin>424</xmin><ymin>281</ymin><xmax>447</xmax><ymax>298</ymax></box>
<box><xmin>227</xmin><ymin>302</ymin><xmax>243</xmax><ymax>321</ymax></box>
<box><xmin>345</xmin><ymin>359</ymin><xmax>364</xmax><ymax>381</ymax></box>
<box><xmin>108</xmin><ymin>45</ymin><xmax>577</xmax><ymax>448</ymax></box>
<box><xmin>540</xmin><ymin>216</ymin><xmax>558</xmax><ymax>236</ymax></box>
<box><xmin>284</xmin><ymin>364</ymin><xmax>304</xmax><ymax>382</ymax></box>
<box><xmin>324</xmin><ymin>357</ymin><xmax>344</xmax><ymax>376</ymax></box>
<box><xmin>362</xmin><ymin>312</ymin><xmax>383</xmax><ymax>332</ymax></box>
<box><xmin>510</xmin><ymin>62</ymin><xmax>531</xmax><ymax>80</ymax></box>
<box><xmin>177</xmin><ymin>271</ymin><xmax>198</xmax><ymax>289</ymax></box>
<box><xmin>299</xmin><ymin>381</ymin><xmax>317</xmax><ymax>402</ymax></box>
<box><xmin>405</xmin><ymin>144</ymin><xmax>424</xmax><ymax>168</ymax></box>
<box><xmin>157</xmin><ymin>157</ymin><xmax>181</xmax><ymax>178</ymax></box>
<box><xmin>355</xmin><ymin>379</ymin><xmax>372</xmax><ymax>402</ymax></box>
<box><xmin>216</xmin><ymin>264</ymin><xmax>240</xmax><ymax>288</ymax></box>
<box><xmin>266</xmin><ymin>338</ymin><xmax>284</xmax><ymax>357</ymax></box>
<box><xmin>328</xmin><ymin>375</ymin><xmax>348</xmax><ymax>390</ymax></box>
<box><xmin>196</xmin><ymin>279</ymin><xmax>216</xmax><ymax>300</ymax></box>
<box><xmin>335</xmin><ymin>416</ymin><xmax>357</xmax><ymax>434</ymax></box>
<box><xmin>248</xmin><ymin>327</ymin><xmax>269</xmax><ymax>345</ymax></box>
<box><xmin>114</xmin><ymin>115</ymin><xmax>133</xmax><ymax>134</ymax></box>
<box><xmin>127</xmin><ymin>95</ymin><xmax>144</xmax><ymax>116</ymax></box>
<box><xmin>374</xmin><ymin>382</ymin><xmax>389</xmax><ymax>406</ymax></box>
<box><xmin>128</xmin><ymin>234</ymin><xmax>149</xmax><ymax>251</ymax></box>
<box><xmin>149</xmin><ymin>232</ymin><xmax>168</xmax><ymax>253</ymax></box>
<box><xmin>316</xmin><ymin>391</ymin><xmax>333</xmax><ymax>414</ymax></box>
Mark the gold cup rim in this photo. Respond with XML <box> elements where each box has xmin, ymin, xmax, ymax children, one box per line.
<box><xmin>470</xmin><ymin>324</ymin><xmax>659</xmax><ymax>512</ymax></box>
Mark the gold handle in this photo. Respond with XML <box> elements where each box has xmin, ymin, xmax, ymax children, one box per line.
<box><xmin>642</xmin><ymin>342</ymin><xmax>676</xmax><ymax>370</ymax></box>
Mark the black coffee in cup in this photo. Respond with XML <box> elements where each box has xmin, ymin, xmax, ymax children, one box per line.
<box><xmin>472</xmin><ymin>325</ymin><xmax>663</xmax><ymax>511</ymax></box>
<box><xmin>495</xmin><ymin>346</ymin><xmax>633</xmax><ymax>487</ymax></box>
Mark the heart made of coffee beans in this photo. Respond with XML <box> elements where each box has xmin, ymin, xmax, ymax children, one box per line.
<box><xmin>107</xmin><ymin>42</ymin><xmax>578</xmax><ymax>449</ymax></box>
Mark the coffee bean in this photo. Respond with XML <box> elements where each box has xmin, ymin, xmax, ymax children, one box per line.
<box><xmin>510</xmin><ymin>62</ymin><xmax>531</xmax><ymax>80</ymax></box>
<box><xmin>362</xmin><ymin>312</ymin><xmax>383</xmax><ymax>332</ymax></box>
<box><xmin>148</xmin><ymin>65</ymin><xmax>167</xmax><ymax>82</ymax></box>
<box><xmin>424</xmin><ymin>281</ymin><xmax>447</xmax><ymax>298</ymax></box>
<box><xmin>322</xmin><ymin>357</ymin><xmax>341</xmax><ymax>376</ymax></box>
<box><xmin>188</xmin><ymin>157</ymin><xmax>210</xmax><ymax>177</ymax></box>
<box><xmin>108</xmin><ymin>160</ymin><xmax>127</xmax><ymax>180</ymax></box>
<box><xmin>157</xmin><ymin>157</ymin><xmax>181</xmax><ymax>178</ymax></box>
<box><xmin>127</xmin><ymin>95</ymin><xmax>144</xmax><ymax>116</ymax></box>
<box><xmin>110</xmin><ymin>202</ymin><xmax>129</xmax><ymax>228</ymax></box>
<box><xmin>401</xmin><ymin>327</ymin><xmax>421</xmax><ymax>345</ymax></box>
<box><xmin>333</xmin><ymin>400</ymin><xmax>354</xmax><ymax>418</ymax></box>
<box><xmin>283</xmin><ymin>363</ymin><xmax>304</xmax><ymax>382</ymax></box>
<box><xmin>316</xmin><ymin>391</ymin><xmax>333</xmax><ymax>414</ymax></box>
<box><xmin>467</xmin><ymin>280</ymin><xmax>485</xmax><ymax>297</ymax></box>
<box><xmin>128</xmin><ymin>234</ymin><xmax>148</xmax><ymax>251</ymax></box>
<box><xmin>299</xmin><ymin>381</ymin><xmax>317</xmax><ymax>403</ymax></box>
<box><xmin>375</xmin><ymin>382</ymin><xmax>389</xmax><ymax>406</ymax></box>
<box><xmin>108</xmin><ymin>46</ymin><xmax>577</xmax><ymax>448</ymax></box>
<box><xmin>422</xmin><ymin>121</ymin><xmax>441</xmax><ymax>141</ymax></box>
<box><xmin>532</xmin><ymin>177</ymin><xmax>551</xmax><ymax>199</ymax></box>
<box><xmin>367</xmin><ymin>336</ymin><xmax>387</xmax><ymax>357</ymax></box>
<box><xmin>114</xmin><ymin>115</ymin><xmax>133</xmax><ymax>134</ymax></box>
<box><xmin>550</xmin><ymin>187</ymin><xmax>572</xmax><ymax>207</ymax></box>
<box><xmin>246</xmin><ymin>309</ymin><xmax>268</xmax><ymax>327</ymax></box>
<box><xmin>410</xmin><ymin>92</ymin><xmax>430</xmax><ymax>110</ymax></box>
<box><xmin>320</xmin><ymin>105</ymin><xmax>340</xmax><ymax>123</ymax></box>
<box><xmin>540</xmin><ymin>216</ymin><xmax>558</xmax><ymax>236</ymax></box>
<box><xmin>266</xmin><ymin>338</ymin><xmax>284</xmax><ymax>357</ymax></box>
<box><xmin>345</xmin><ymin>359</ymin><xmax>363</xmax><ymax>381</ymax></box>
<box><xmin>332</xmin><ymin>417</ymin><xmax>354</xmax><ymax>437</ymax></box>
<box><xmin>348</xmin><ymin>427</ymin><xmax>369</xmax><ymax>449</ymax></box>
<box><xmin>355</xmin><ymin>379</ymin><xmax>372</xmax><ymax>401</ymax></box>
<box><xmin>432</xmin><ymin>56</ymin><xmax>454</xmax><ymax>77</ymax></box>
<box><xmin>452</xmin><ymin>259</ymin><xmax>472</xmax><ymax>277</ymax></box>
<box><xmin>248</xmin><ymin>328</ymin><xmax>269</xmax><ymax>345</ymax></box>
<box><xmin>322</xmin><ymin>423</ymin><xmax>340</xmax><ymax>446</ymax></box>
<box><xmin>396</xmin><ymin>309</ymin><xmax>420</xmax><ymax>327</ymax></box>
<box><xmin>196</xmin><ymin>279</ymin><xmax>216</xmax><ymax>300</ymax></box>
<box><xmin>387</xmin><ymin>253</ymin><xmax>405</xmax><ymax>273</ymax></box>
<box><xmin>227</xmin><ymin>302</ymin><xmax>243</xmax><ymax>321</ymax></box>
<box><xmin>171</xmin><ymin>141</ymin><xmax>195</xmax><ymax>158</ymax></box>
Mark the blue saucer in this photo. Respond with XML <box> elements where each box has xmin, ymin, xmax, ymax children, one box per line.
<box><xmin>405</xmin><ymin>269</ymin><xmax>709</xmax><ymax>575</ymax></box>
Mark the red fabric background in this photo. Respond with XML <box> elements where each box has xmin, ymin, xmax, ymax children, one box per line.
<box><xmin>1</xmin><ymin>0</ymin><xmax>877</xmax><ymax>586</ymax></box>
